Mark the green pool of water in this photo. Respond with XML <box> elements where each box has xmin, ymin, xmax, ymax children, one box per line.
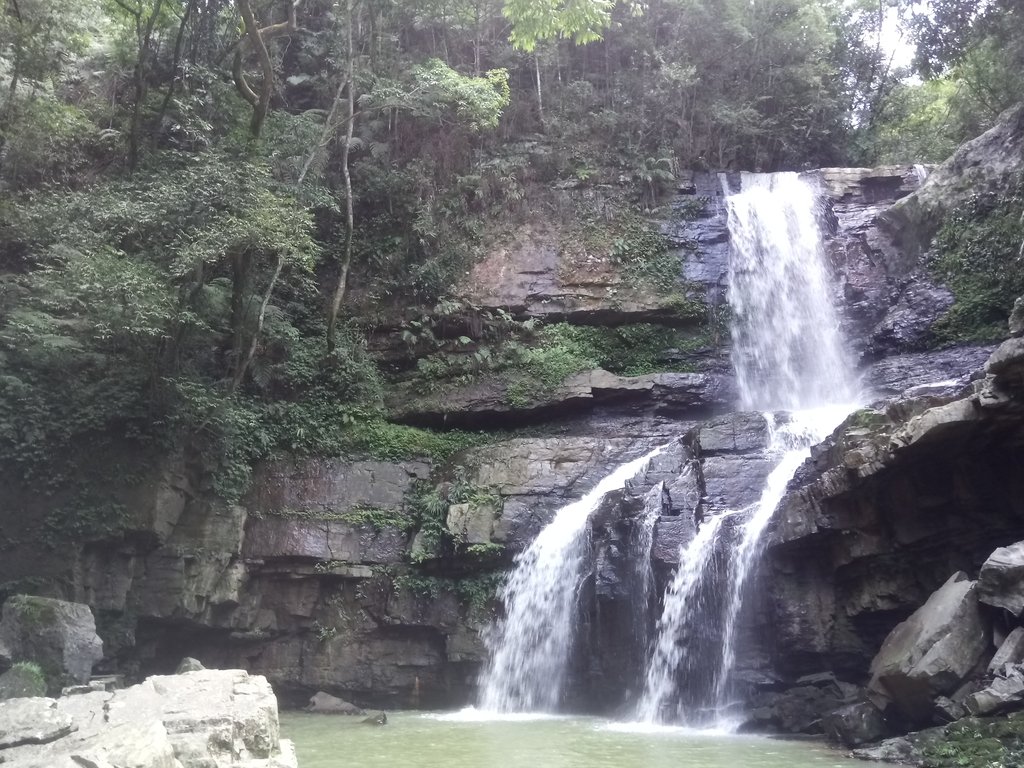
<box><xmin>280</xmin><ymin>710</ymin><xmax>864</xmax><ymax>768</ymax></box>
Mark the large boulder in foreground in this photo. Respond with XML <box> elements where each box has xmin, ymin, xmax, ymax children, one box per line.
<box><xmin>978</xmin><ymin>541</ymin><xmax>1024</xmax><ymax>616</ymax></box>
<box><xmin>0</xmin><ymin>596</ymin><xmax>103</xmax><ymax>692</ymax></box>
<box><xmin>867</xmin><ymin>572</ymin><xmax>990</xmax><ymax>724</ymax></box>
<box><xmin>0</xmin><ymin>669</ymin><xmax>296</xmax><ymax>768</ymax></box>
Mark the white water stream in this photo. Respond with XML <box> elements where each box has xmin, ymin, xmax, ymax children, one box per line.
<box><xmin>637</xmin><ymin>172</ymin><xmax>859</xmax><ymax>725</ymax></box>
<box><xmin>478</xmin><ymin>445</ymin><xmax>667</xmax><ymax>712</ymax></box>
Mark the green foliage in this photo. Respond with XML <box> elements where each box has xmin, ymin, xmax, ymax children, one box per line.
<box><xmin>922</xmin><ymin>713</ymin><xmax>1024</xmax><ymax>768</ymax></box>
<box><xmin>4</xmin><ymin>661</ymin><xmax>47</xmax><ymax>697</ymax></box>
<box><xmin>393</xmin><ymin>571</ymin><xmax>505</xmax><ymax>613</ymax></box>
<box><xmin>503</xmin><ymin>0</ymin><xmax>614</xmax><ymax>51</ymax></box>
<box><xmin>311</xmin><ymin>620</ymin><xmax>337</xmax><ymax>643</ymax></box>
<box><xmin>928</xmin><ymin>180</ymin><xmax>1024</xmax><ymax>344</ymax></box>
<box><xmin>369</xmin><ymin>60</ymin><xmax>510</xmax><ymax>132</ymax></box>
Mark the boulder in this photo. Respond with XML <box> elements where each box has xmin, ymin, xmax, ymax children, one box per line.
<box><xmin>0</xmin><ymin>669</ymin><xmax>296</xmax><ymax>768</ymax></box>
<box><xmin>175</xmin><ymin>657</ymin><xmax>205</xmax><ymax>674</ymax></box>
<box><xmin>978</xmin><ymin>541</ymin><xmax>1024</xmax><ymax>616</ymax></box>
<box><xmin>867</xmin><ymin>572</ymin><xmax>990</xmax><ymax>724</ymax></box>
<box><xmin>933</xmin><ymin>695</ymin><xmax>966</xmax><ymax>723</ymax></box>
<box><xmin>0</xmin><ymin>596</ymin><xmax>103</xmax><ymax>692</ymax></box>
<box><xmin>0</xmin><ymin>663</ymin><xmax>47</xmax><ymax>700</ymax></box>
<box><xmin>989</xmin><ymin>627</ymin><xmax>1024</xmax><ymax>673</ymax></box>
<box><xmin>851</xmin><ymin>727</ymin><xmax>945</xmax><ymax>765</ymax></box>
<box><xmin>965</xmin><ymin>665</ymin><xmax>1024</xmax><ymax>716</ymax></box>
<box><xmin>822</xmin><ymin>701</ymin><xmax>888</xmax><ymax>747</ymax></box>
<box><xmin>305</xmin><ymin>691</ymin><xmax>365</xmax><ymax>715</ymax></box>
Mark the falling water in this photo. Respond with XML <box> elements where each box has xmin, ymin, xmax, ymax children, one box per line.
<box><xmin>725</xmin><ymin>173</ymin><xmax>856</xmax><ymax>410</ymax></box>
<box><xmin>638</xmin><ymin>172</ymin><xmax>859</xmax><ymax>726</ymax></box>
<box><xmin>711</xmin><ymin>407</ymin><xmax>852</xmax><ymax>714</ymax></box>
<box><xmin>478</xmin><ymin>445</ymin><xmax>667</xmax><ymax>712</ymax></box>
<box><xmin>636</xmin><ymin>513</ymin><xmax>728</xmax><ymax>724</ymax></box>
<box><xmin>630</xmin><ymin>482</ymin><xmax>667</xmax><ymax>659</ymax></box>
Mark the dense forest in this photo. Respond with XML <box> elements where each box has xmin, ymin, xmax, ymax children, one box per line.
<box><xmin>0</xmin><ymin>0</ymin><xmax>1021</xmax><ymax>535</ymax></box>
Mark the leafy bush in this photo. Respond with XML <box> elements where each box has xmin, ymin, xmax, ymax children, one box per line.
<box><xmin>928</xmin><ymin>179</ymin><xmax>1024</xmax><ymax>344</ymax></box>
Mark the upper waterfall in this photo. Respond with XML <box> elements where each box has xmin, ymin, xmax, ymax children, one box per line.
<box><xmin>636</xmin><ymin>171</ymin><xmax>860</xmax><ymax>726</ymax></box>
<box><xmin>723</xmin><ymin>172</ymin><xmax>858</xmax><ymax>410</ymax></box>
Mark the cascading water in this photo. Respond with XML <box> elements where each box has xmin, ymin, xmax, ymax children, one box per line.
<box><xmin>629</xmin><ymin>482</ymin><xmax>668</xmax><ymax>662</ymax></box>
<box><xmin>478</xmin><ymin>445</ymin><xmax>667</xmax><ymax>713</ymax></box>
<box><xmin>724</xmin><ymin>172</ymin><xmax>855</xmax><ymax>411</ymax></box>
<box><xmin>636</xmin><ymin>512</ymin><xmax>727</xmax><ymax>724</ymax></box>
<box><xmin>638</xmin><ymin>172</ymin><xmax>860</xmax><ymax>726</ymax></box>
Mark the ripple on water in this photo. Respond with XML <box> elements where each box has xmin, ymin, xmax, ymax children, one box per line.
<box><xmin>280</xmin><ymin>711</ymin><xmax>866</xmax><ymax>768</ymax></box>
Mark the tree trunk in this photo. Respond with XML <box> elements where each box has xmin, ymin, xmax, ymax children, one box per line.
<box><xmin>326</xmin><ymin>0</ymin><xmax>357</xmax><ymax>353</ymax></box>
<box><xmin>127</xmin><ymin>0</ymin><xmax>165</xmax><ymax>172</ymax></box>
<box><xmin>235</xmin><ymin>0</ymin><xmax>274</xmax><ymax>141</ymax></box>
<box><xmin>156</xmin><ymin>0</ymin><xmax>196</xmax><ymax>136</ymax></box>
<box><xmin>534</xmin><ymin>52</ymin><xmax>544</xmax><ymax>126</ymax></box>
<box><xmin>230</xmin><ymin>253</ymin><xmax>284</xmax><ymax>393</ymax></box>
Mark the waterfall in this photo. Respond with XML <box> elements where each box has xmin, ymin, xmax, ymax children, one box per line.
<box><xmin>636</xmin><ymin>512</ymin><xmax>727</xmax><ymax>724</ymax></box>
<box><xmin>478</xmin><ymin>445</ymin><xmax>667</xmax><ymax>713</ymax></box>
<box><xmin>637</xmin><ymin>172</ymin><xmax>859</xmax><ymax>726</ymax></box>
<box><xmin>630</xmin><ymin>482</ymin><xmax>667</xmax><ymax>662</ymax></box>
<box><xmin>724</xmin><ymin>172</ymin><xmax>856</xmax><ymax>410</ymax></box>
<box><xmin>711</xmin><ymin>406</ymin><xmax>851</xmax><ymax>715</ymax></box>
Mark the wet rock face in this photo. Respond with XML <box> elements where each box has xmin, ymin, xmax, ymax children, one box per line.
<box><xmin>0</xmin><ymin>596</ymin><xmax>103</xmax><ymax>694</ymax></box>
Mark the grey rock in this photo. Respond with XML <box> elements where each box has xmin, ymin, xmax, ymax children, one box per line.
<box><xmin>932</xmin><ymin>695</ymin><xmax>966</xmax><ymax>723</ymax></box>
<box><xmin>822</xmin><ymin>701</ymin><xmax>887</xmax><ymax>747</ymax></box>
<box><xmin>870</xmin><ymin>278</ymin><xmax>954</xmax><ymax>353</ymax></box>
<box><xmin>851</xmin><ymin>727</ymin><xmax>945</xmax><ymax>765</ymax></box>
<box><xmin>0</xmin><ymin>670</ymin><xmax>296</xmax><ymax>768</ymax></box>
<box><xmin>246</xmin><ymin>458</ymin><xmax>430</xmax><ymax>517</ymax></box>
<box><xmin>362</xmin><ymin>711</ymin><xmax>388</xmax><ymax>725</ymax></box>
<box><xmin>1010</xmin><ymin>295</ymin><xmax>1024</xmax><ymax>337</ymax></box>
<box><xmin>964</xmin><ymin>665</ymin><xmax>1024</xmax><ymax>716</ymax></box>
<box><xmin>697</xmin><ymin>412</ymin><xmax>769</xmax><ymax>454</ymax></box>
<box><xmin>878</xmin><ymin>103</ymin><xmax>1024</xmax><ymax>267</ymax></box>
<box><xmin>864</xmin><ymin>346</ymin><xmax>993</xmax><ymax>399</ymax></box>
<box><xmin>0</xmin><ymin>596</ymin><xmax>103</xmax><ymax>691</ymax></box>
<box><xmin>651</xmin><ymin>516</ymin><xmax>696</xmax><ymax>566</ymax></box>
<box><xmin>243</xmin><ymin>517</ymin><xmax>408</xmax><ymax>564</ymax></box>
<box><xmin>989</xmin><ymin>627</ymin><xmax>1024</xmax><ymax>673</ymax></box>
<box><xmin>978</xmin><ymin>541</ymin><xmax>1024</xmax><ymax>616</ymax></box>
<box><xmin>175</xmin><ymin>657</ymin><xmax>205</xmax><ymax>674</ymax></box>
<box><xmin>867</xmin><ymin>572</ymin><xmax>990</xmax><ymax>724</ymax></box>
<box><xmin>447</xmin><ymin>502</ymin><xmax>498</xmax><ymax>545</ymax></box>
<box><xmin>701</xmin><ymin>454</ymin><xmax>775</xmax><ymax>512</ymax></box>
<box><xmin>0</xmin><ymin>697</ymin><xmax>74</xmax><ymax>748</ymax></box>
<box><xmin>0</xmin><ymin>665</ymin><xmax>47</xmax><ymax>700</ymax></box>
<box><xmin>305</xmin><ymin>691</ymin><xmax>364</xmax><ymax>715</ymax></box>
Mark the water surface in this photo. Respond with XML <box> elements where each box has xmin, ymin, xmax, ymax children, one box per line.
<box><xmin>281</xmin><ymin>711</ymin><xmax>863</xmax><ymax>768</ymax></box>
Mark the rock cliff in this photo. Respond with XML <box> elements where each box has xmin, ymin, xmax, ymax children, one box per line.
<box><xmin>0</xmin><ymin>102</ymin><xmax>1021</xmax><ymax>721</ymax></box>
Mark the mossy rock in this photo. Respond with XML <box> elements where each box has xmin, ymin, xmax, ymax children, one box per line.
<box><xmin>923</xmin><ymin>712</ymin><xmax>1024</xmax><ymax>768</ymax></box>
<box><xmin>0</xmin><ymin>661</ymin><xmax>47</xmax><ymax>700</ymax></box>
